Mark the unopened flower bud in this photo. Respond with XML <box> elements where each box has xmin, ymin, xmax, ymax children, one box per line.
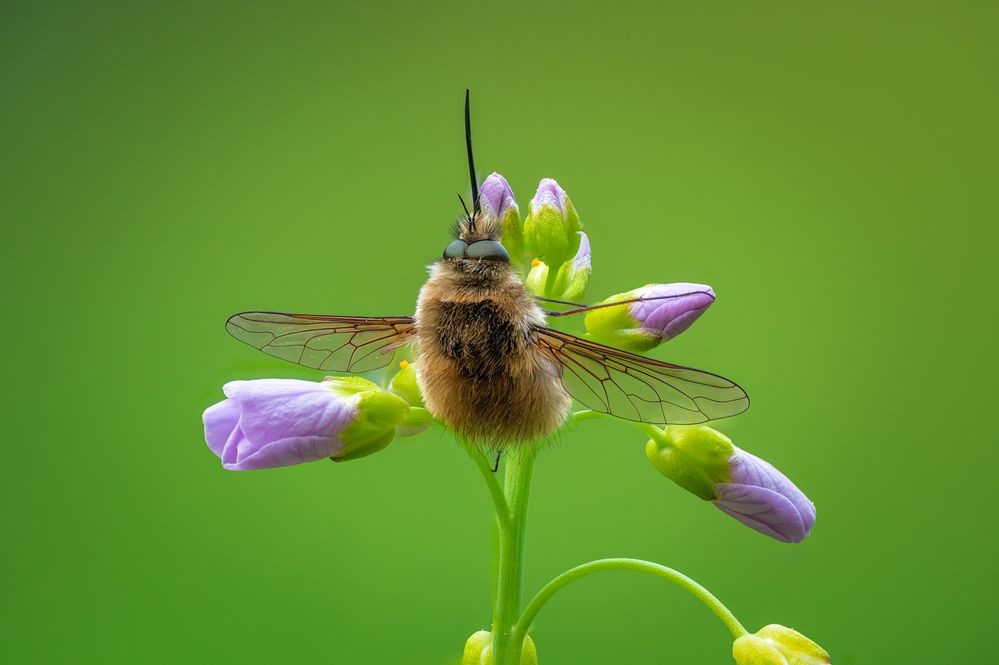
<box><xmin>585</xmin><ymin>283</ymin><xmax>715</xmax><ymax>352</ymax></box>
<box><xmin>647</xmin><ymin>427</ymin><xmax>816</xmax><ymax>543</ymax></box>
<box><xmin>552</xmin><ymin>231</ymin><xmax>591</xmax><ymax>301</ymax></box>
<box><xmin>389</xmin><ymin>360</ymin><xmax>432</xmax><ymax>436</ymax></box>
<box><xmin>389</xmin><ymin>360</ymin><xmax>423</xmax><ymax>407</ymax></box>
<box><xmin>462</xmin><ymin>631</ymin><xmax>538</xmax><ymax>665</ymax></box>
<box><xmin>523</xmin><ymin>178</ymin><xmax>582</xmax><ymax>270</ymax></box>
<box><xmin>525</xmin><ymin>258</ymin><xmax>550</xmax><ymax>297</ymax></box>
<box><xmin>202</xmin><ymin>377</ymin><xmax>409</xmax><ymax>470</ymax></box>
<box><xmin>479</xmin><ymin>173</ymin><xmax>524</xmax><ymax>267</ymax></box>
<box><xmin>732</xmin><ymin>624</ymin><xmax>830</xmax><ymax>665</ymax></box>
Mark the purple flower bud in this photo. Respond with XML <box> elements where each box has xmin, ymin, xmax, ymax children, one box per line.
<box><xmin>478</xmin><ymin>172</ymin><xmax>525</xmax><ymax>267</ymax></box>
<box><xmin>478</xmin><ymin>172</ymin><xmax>518</xmax><ymax>221</ymax></box>
<box><xmin>202</xmin><ymin>377</ymin><xmax>408</xmax><ymax>470</ymax></box>
<box><xmin>714</xmin><ymin>449</ymin><xmax>817</xmax><ymax>543</ymax></box>
<box><xmin>523</xmin><ymin>178</ymin><xmax>582</xmax><ymax>268</ymax></box>
<box><xmin>647</xmin><ymin>427</ymin><xmax>816</xmax><ymax>543</ymax></box>
<box><xmin>531</xmin><ymin>178</ymin><xmax>567</xmax><ymax>215</ymax></box>
<box><xmin>585</xmin><ymin>283</ymin><xmax>715</xmax><ymax>352</ymax></box>
<box><xmin>630</xmin><ymin>283</ymin><xmax>716</xmax><ymax>340</ymax></box>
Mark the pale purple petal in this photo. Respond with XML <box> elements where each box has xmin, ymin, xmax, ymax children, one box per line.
<box><xmin>203</xmin><ymin>398</ymin><xmax>240</xmax><ymax>457</ymax></box>
<box><xmin>224</xmin><ymin>380</ymin><xmax>356</xmax><ymax>447</ymax></box>
<box><xmin>714</xmin><ymin>484</ymin><xmax>808</xmax><ymax>543</ymax></box>
<box><xmin>532</xmin><ymin>178</ymin><xmax>566</xmax><ymax>214</ymax></box>
<box><xmin>713</xmin><ymin>449</ymin><xmax>816</xmax><ymax>543</ymax></box>
<box><xmin>479</xmin><ymin>172</ymin><xmax>517</xmax><ymax>219</ymax></box>
<box><xmin>203</xmin><ymin>379</ymin><xmax>359</xmax><ymax>471</ymax></box>
<box><xmin>225</xmin><ymin>432</ymin><xmax>347</xmax><ymax>471</ymax></box>
<box><xmin>631</xmin><ymin>283</ymin><xmax>715</xmax><ymax>339</ymax></box>
<box><xmin>571</xmin><ymin>232</ymin><xmax>591</xmax><ymax>276</ymax></box>
<box><xmin>221</xmin><ymin>423</ymin><xmax>246</xmax><ymax>467</ymax></box>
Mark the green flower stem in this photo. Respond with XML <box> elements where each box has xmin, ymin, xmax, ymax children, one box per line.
<box><xmin>491</xmin><ymin>451</ymin><xmax>536</xmax><ymax>665</ymax></box>
<box><xmin>403</xmin><ymin>406</ymin><xmax>436</xmax><ymax>427</ymax></box>
<box><xmin>543</xmin><ymin>263</ymin><xmax>559</xmax><ymax>299</ymax></box>
<box><xmin>511</xmin><ymin>558</ymin><xmax>748</xmax><ymax>649</ymax></box>
<box><xmin>411</xmin><ymin>407</ymin><xmax>510</xmax><ymax>530</ymax></box>
<box><xmin>570</xmin><ymin>409</ymin><xmax>668</xmax><ymax>444</ymax></box>
<box><xmin>463</xmin><ymin>443</ymin><xmax>513</xmax><ymax>532</ymax></box>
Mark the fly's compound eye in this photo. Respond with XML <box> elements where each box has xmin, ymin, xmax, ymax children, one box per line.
<box><xmin>443</xmin><ymin>240</ymin><xmax>467</xmax><ymax>259</ymax></box>
<box><xmin>465</xmin><ymin>240</ymin><xmax>510</xmax><ymax>262</ymax></box>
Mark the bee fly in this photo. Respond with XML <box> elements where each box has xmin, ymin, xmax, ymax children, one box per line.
<box><xmin>226</xmin><ymin>91</ymin><xmax>749</xmax><ymax>451</ymax></box>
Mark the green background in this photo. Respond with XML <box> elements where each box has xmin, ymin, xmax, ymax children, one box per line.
<box><xmin>2</xmin><ymin>2</ymin><xmax>996</xmax><ymax>663</ymax></box>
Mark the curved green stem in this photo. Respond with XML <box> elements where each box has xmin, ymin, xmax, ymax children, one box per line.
<box><xmin>511</xmin><ymin>558</ymin><xmax>747</xmax><ymax>648</ymax></box>
<box><xmin>570</xmin><ymin>409</ymin><xmax>668</xmax><ymax>443</ymax></box>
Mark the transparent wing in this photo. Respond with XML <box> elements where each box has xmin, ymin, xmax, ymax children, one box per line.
<box><xmin>226</xmin><ymin>312</ymin><xmax>416</xmax><ymax>373</ymax></box>
<box><xmin>534</xmin><ymin>326</ymin><xmax>749</xmax><ymax>425</ymax></box>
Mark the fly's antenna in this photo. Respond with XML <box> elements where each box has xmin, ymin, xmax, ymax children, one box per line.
<box><xmin>456</xmin><ymin>192</ymin><xmax>472</xmax><ymax>221</ymax></box>
<box><xmin>464</xmin><ymin>88</ymin><xmax>479</xmax><ymax>230</ymax></box>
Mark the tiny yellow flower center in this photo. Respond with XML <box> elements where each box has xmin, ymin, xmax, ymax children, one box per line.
<box><xmin>531</xmin><ymin>258</ymin><xmax>541</xmax><ymax>267</ymax></box>
<box><xmin>399</xmin><ymin>360</ymin><xmax>409</xmax><ymax>369</ymax></box>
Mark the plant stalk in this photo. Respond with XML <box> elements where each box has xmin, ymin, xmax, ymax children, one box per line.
<box><xmin>511</xmin><ymin>557</ymin><xmax>748</xmax><ymax>648</ymax></box>
<box><xmin>491</xmin><ymin>450</ymin><xmax>536</xmax><ymax>665</ymax></box>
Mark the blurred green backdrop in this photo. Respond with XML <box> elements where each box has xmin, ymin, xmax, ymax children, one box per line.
<box><xmin>2</xmin><ymin>1</ymin><xmax>996</xmax><ymax>663</ymax></box>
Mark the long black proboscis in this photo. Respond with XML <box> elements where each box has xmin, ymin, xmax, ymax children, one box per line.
<box><xmin>464</xmin><ymin>89</ymin><xmax>479</xmax><ymax>222</ymax></box>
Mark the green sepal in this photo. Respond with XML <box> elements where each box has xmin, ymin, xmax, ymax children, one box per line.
<box><xmin>646</xmin><ymin>426</ymin><xmax>734</xmax><ymax>500</ymax></box>
<box><xmin>499</xmin><ymin>206</ymin><xmax>526</xmax><ymax>273</ymax></box>
<box><xmin>584</xmin><ymin>289</ymin><xmax>659</xmax><ymax>352</ymax></box>
<box><xmin>551</xmin><ymin>255</ymin><xmax>591</xmax><ymax>302</ymax></box>
<box><xmin>523</xmin><ymin>195</ymin><xmax>581</xmax><ymax>270</ymax></box>
<box><xmin>328</xmin><ymin>378</ymin><xmax>409</xmax><ymax>462</ymax></box>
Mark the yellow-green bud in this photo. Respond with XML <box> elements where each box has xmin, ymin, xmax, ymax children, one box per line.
<box><xmin>388</xmin><ymin>360</ymin><xmax>423</xmax><ymax>407</ymax></box>
<box><xmin>525</xmin><ymin>258</ymin><xmax>550</xmax><ymax>297</ymax></box>
<box><xmin>550</xmin><ymin>231</ymin><xmax>591</xmax><ymax>301</ymax></box>
<box><xmin>461</xmin><ymin>631</ymin><xmax>538</xmax><ymax>665</ymax></box>
<box><xmin>526</xmin><ymin>232</ymin><xmax>591</xmax><ymax>301</ymax></box>
<box><xmin>732</xmin><ymin>625</ymin><xmax>830</xmax><ymax>665</ymax></box>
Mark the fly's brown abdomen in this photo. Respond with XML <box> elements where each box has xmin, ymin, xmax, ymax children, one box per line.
<box><xmin>436</xmin><ymin>299</ymin><xmax>520</xmax><ymax>381</ymax></box>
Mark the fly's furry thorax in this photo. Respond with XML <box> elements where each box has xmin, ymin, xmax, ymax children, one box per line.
<box><xmin>456</xmin><ymin>212</ymin><xmax>501</xmax><ymax>243</ymax></box>
<box><xmin>431</xmin><ymin>253</ymin><xmax>518</xmax><ymax>293</ymax></box>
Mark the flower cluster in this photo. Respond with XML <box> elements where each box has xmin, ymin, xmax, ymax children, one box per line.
<box><xmin>478</xmin><ymin>173</ymin><xmax>718</xmax><ymax>353</ymax></box>
<box><xmin>202</xmin><ymin>170</ymin><xmax>828</xmax><ymax>664</ymax></box>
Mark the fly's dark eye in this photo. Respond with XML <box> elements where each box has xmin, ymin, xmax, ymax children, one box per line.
<box><xmin>465</xmin><ymin>240</ymin><xmax>510</xmax><ymax>262</ymax></box>
<box><xmin>443</xmin><ymin>240</ymin><xmax>467</xmax><ymax>259</ymax></box>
